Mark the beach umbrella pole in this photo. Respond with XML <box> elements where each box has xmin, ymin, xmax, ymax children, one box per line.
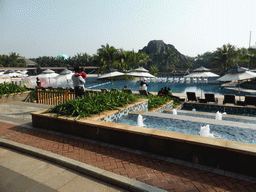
<box><xmin>201</xmin><ymin>76</ymin><xmax>203</xmax><ymax>98</ymax></box>
<box><xmin>238</xmin><ymin>80</ymin><xmax>241</xmax><ymax>101</ymax></box>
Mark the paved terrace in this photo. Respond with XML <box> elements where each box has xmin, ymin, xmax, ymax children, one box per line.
<box><xmin>0</xmin><ymin>101</ymin><xmax>256</xmax><ymax>191</ymax></box>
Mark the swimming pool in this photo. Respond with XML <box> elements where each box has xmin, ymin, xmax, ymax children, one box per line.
<box><xmin>81</xmin><ymin>76</ymin><xmax>229</xmax><ymax>95</ymax></box>
<box><xmin>113</xmin><ymin>114</ymin><xmax>256</xmax><ymax>145</ymax></box>
<box><xmin>164</xmin><ymin>110</ymin><xmax>256</xmax><ymax>124</ymax></box>
<box><xmin>27</xmin><ymin>75</ymin><xmax>253</xmax><ymax>96</ymax></box>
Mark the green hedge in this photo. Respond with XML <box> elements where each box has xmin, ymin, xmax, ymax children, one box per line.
<box><xmin>47</xmin><ymin>89</ymin><xmax>181</xmax><ymax>119</ymax></box>
<box><xmin>0</xmin><ymin>83</ymin><xmax>27</xmax><ymax>96</ymax></box>
<box><xmin>47</xmin><ymin>89</ymin><xmax>140</xmax><ymax>120</ymax></box>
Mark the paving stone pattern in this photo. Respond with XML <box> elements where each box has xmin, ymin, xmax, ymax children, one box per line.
<box><xmin>1</xmin><ymin>122</ymin><xmax>256</xmax><ymax>191</ymax></box>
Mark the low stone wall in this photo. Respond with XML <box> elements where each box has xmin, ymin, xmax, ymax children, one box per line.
<box><xmin>181</xmin><ymin>103</ymin><xmax>256</xmax><ymax>115</ymax></box>
<box><xmin>99</xmin><ymin>100</ymin><xmax>148</xmax><ymax>122</ymax></box>
<box><xmin>0</xmin><ymin>91</ymin><xmax>31</xmax><ymax>103</ymax></box>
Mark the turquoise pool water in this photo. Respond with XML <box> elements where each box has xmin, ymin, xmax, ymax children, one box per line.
<box><xmin>113</xmin><ymin>114</ymin><xmax>256</xmax><ymax>145</ymax></box>
<box><xmin>81</xmin><ymin>76</ymin><xmax>229</xmax><ymax>95</ymax></box>
<box><xmin>33</xmin><ymin>75</ymin><xmax>252</xmax><ymax>96</ymax></box>
<box><xmin>164</xmin><ymin>111</ymin><xmax>256</xmax><ymax>123</ymax></box>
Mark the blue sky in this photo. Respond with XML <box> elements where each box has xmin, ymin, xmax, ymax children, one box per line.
<box><xmin>1</xmin><ymin>0</ymin><xmax>256</xmax><ymax>59</ymax></box>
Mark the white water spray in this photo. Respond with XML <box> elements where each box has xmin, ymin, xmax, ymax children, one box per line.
<box><xmin>199</xmin><ymin>125</ymin><xmax>214</xmax><ymax>138</ymax></box>
<box><xmin>172</xmin><ymin>109</ymin><xmax>177</xmax><ymax>115</ymax></box>
<box><xmin>215</xmin><ymin>111</ymin><xmax>222</xmax><ymax>120</ymax></box>
<box><xmin>192</xmin><ymin>108</ymin><xmax>196</xmax><ymax>112</ymax></box>
<box><xmin>137</xmin><ymin>114</ymin><xmax>146</xmax><ymax>127</ymax></box>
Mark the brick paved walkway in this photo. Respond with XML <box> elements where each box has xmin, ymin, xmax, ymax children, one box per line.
<box><xmin>1</xmin><ymin>121</ymin><xmax>256</xmax><ymax>192</ymax></box>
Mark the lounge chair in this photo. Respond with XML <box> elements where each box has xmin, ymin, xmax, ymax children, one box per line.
<box><xmin>139</xmin><ymin>90</ymin><xmax>149</xmax><ymax>96</ymax></box>
<box><xmin>186</xmin><ymin>92</ymin><xmax>199</xmax><ymax>102</ymax></box>
<box><xmin>245</xmin><ymin>95</ymin><xmax>256</xmax><ymax>106</ymax></box>
<box><xmin>123</xmin><ymin>89</ymin><xmax>133</xmax><ymax>94</ymax></box>
<box><xmin>223</xmin><ymin>94</ymin><xmax>236</xmax><ymax>105</ymax></box>
<box><xmin>205</xmin><ymin>93</ymin><xmax>218</xmax><ymax>104</ymax></box>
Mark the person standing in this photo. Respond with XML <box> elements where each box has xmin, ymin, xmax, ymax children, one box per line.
<box><xmin>72</xmin><ymin>66</ymin><xmax>85</xmax><ymax>98</ymax></box>
<box><xmin>74</xmin><ymin>66</ymin><xmax>87</xmax><ymax>90</ymax></box>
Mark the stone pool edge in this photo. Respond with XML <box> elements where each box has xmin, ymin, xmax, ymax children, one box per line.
<box><xmin>31</xmin><ymin>100</ymin><xmax>256</xmax><ymax>180</ymax></box>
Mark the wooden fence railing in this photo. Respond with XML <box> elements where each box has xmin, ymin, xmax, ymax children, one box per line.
<box><xmin>35</xmin><ymin>87</ymin><xmax>99</xmax><ymax>105</ymax></box>
<box><xmin>36</xmin><ymin>87</ymin><xmax>76</xmax><ymax>105</ymax></box>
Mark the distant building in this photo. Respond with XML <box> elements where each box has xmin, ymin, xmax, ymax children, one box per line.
<box><xmin>18</xmin><ymin>56</ymin><xmax>39</xmax><ymax>75</ymax></box>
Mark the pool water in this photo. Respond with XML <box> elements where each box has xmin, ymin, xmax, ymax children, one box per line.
<box><xmin>86</xmin><ymin>80</ymin><xmax>223</xmax><ymax>95</ymax></box>
<box><xmin>32</xmin><ymin>75</ymin><xmax>254</xmax><ymax>96</ymax></box>
<box><xmin>80</xmin><ymin>76</ymin><xmax>228</xmax><ymax>95</ymax></box>
<box><xmin>113</xmin><ymin>114</ymin><xmax>256</xmax><ymax>145</ymax></box>
<box><xmin>164</xmin><ymin>111</ymin><xmax>256</xmax><ymax>124</ymax></box>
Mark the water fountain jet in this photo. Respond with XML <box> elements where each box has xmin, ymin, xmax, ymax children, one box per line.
<box><xmin>215</xmin><ymin>111</ymin><xmax>222</xmax><ymax>120</ymax></box>
<box><xmin>137</xmin><ymin>114</ymin><xmax>146</xmax><ymax>127</ymax></box>
<box><xmin>199</xmin><ymin>124</ymin><xmax>214</xmax><ymax>138</ymax></box>
<box><xmin>172</xmin><ymin>109</ymin><xmax>177</xmax><ymax>115</ymax></box>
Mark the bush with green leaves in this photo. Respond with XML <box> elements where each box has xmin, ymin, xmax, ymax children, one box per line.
<box><xmin>47</xmin><ymin>88</ymin><xmax>182</xmax><ymax>120</ymax></box>
<box><xmin>47</xmin><ymin>89</ymin><xmax>140</xmax><ymax>120</ymax></box>
<box><xmin>0</xmin><ymin>83</ymin><xmax>27</xmax><ymax>96</ymax></box>
<box><xmin>140</xmin><ymin>94</ymin><xmax>180</xmax><ymax>110</ymax></box>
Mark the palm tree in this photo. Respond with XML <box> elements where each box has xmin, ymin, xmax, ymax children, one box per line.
<box><xmin>137</xmin><ymin>52</ymin><xmax>149</xmax><ymax>67</ymax></box>
<box><xmin>149</xmin><ymin>65</ymin><xmax>159</xmax><ymax>76</ymax></box>
<box><xmin>212</xmin><ymin>44</ymin><xmax>239</xmax><ymax>73</ymax></box>
<box><xmin>118</xmin><ymin>49</ymin><xmax>129</xmax><ymax>71</ymax></box>
<box><xmin>97</xmin><ymin>44</ymin><xmax>118</xmax><ymax>70</ymax></box>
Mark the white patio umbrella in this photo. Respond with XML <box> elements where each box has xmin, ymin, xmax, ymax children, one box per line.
<box><xmin>134</xmin><ymin>67</ymin><xmax>149</xmax><ymax>72</ymax></box>
<box><xmin>97</xmin><ymin>68</ymin><xmax>125</xmax><ymax>87</ymax></box>
<box><xmin>217</xmin><ymin>65</ymin><xmax>256</xmax><ymax>100</ymax></box>
<box><xmin>184</xmin><ymin>71</ymin><xmax>219</xmax><ymax>78</ymax></box>
<box><xmin>184</xmin><ymin>66</ymin><xmax>219</xmax><ymax>97</ymax></box>
<box><xmin>126</xmin><ymin>72</ymin><xmax>155</xmax><ymax>78</ymax></box>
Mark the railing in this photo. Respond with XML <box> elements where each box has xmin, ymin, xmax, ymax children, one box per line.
<box><xmin>35</xmin><ymin>86</ymin><xmax>99</xmax><ymax>105</ymax></box>
<box><xmin>36</xmin><ymin>87</ymin><xmax>76</xmax><ymax>105</ymax></box>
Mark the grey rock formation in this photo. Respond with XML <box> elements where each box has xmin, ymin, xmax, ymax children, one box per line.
<box><xmin>139</xmin><ymin>40</ymin><xmax>194</xmax><ymax>69</ymax></box>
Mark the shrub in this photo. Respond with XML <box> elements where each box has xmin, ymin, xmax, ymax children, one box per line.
<box><xmin>0</xmin><ymin>83</ymin><xmax>27</xmax><ymax>96</ymax></box>
<box><xmin>47</xmin><ymin>89</ymin><xmax>140</xmax><ymax>120</ymax></box>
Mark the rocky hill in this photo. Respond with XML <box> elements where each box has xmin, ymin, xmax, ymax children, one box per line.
<box><xmin>139</xmin><ymin>40</ymin><xmax>194</xmax><ymax>70</ymax></box>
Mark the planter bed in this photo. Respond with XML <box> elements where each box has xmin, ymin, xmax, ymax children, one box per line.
<box><xmin>31</xmin><ymin>99</ymin><xmax>256</xmax><ymax>179</ymax></box>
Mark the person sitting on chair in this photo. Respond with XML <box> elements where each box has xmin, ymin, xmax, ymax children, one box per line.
<box><xmin>139</xmin><ymin>81</ymin><xmax>148</xmax><ymax>91</ymax></box>
<box><xmin>163</xmin><ymin>87</ymin><xmax>169</xmax><ymax>96</ymax></box>
<box><xmin>123</xmin><ymin>85</ymin><xmax>128</xmax><ymax>90</ymax></box>
<box><xmin>167</xmin><ymin>87</ymin><xmax>172</xmax><ymax>96</ymax></box>
<box><xmin>158</xmin><ymin>88</ymin><xmax>164</xmax><ymax>96</ymax></box>
<box><xmin>139</xmin><ymin>81</ymin><xmax>151</xmax><ymax>95</ymax></box>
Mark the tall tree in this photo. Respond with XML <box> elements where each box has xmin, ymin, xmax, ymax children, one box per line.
<box><xmin>97</xmin><ymin>44</ymin><xmax>118</xmax><ymax>70</ymax></box>
<box><xmin>212</xmin><ymin>44</ymin><xmax>239</xmax><ymax>73</ymax></box>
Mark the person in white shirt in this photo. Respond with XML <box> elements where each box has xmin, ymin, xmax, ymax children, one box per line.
<box><xmin>139</xmin><ymin>81</ymin><xmax>148</xmax><ymax>91</ymax></box>
<box><xmin>72</xmin><ymin>66</ymin><xmax>85</xmax><ymax>98</ymax></box>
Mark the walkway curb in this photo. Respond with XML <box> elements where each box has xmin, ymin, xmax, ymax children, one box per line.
<box><xmin>0</xmin><ymin>138</ymin><xmax>166</xmax><ymax>192</ymax></box>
